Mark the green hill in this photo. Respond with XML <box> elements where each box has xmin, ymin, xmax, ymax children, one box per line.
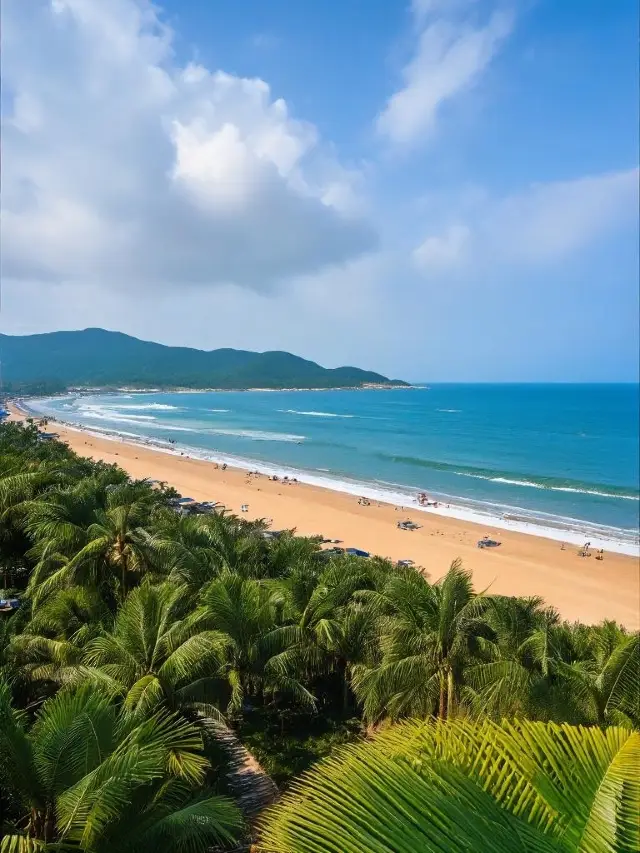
<box><xmin>0</xmin><ymin>328</ymin><xmax>408</xmax><ymax>392</ymax></box>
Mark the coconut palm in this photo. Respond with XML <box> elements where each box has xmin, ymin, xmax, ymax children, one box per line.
<box><xmin>461</xmin><ymin>597</ymin><xmax>561</xmax><ymax>720</ymax></box>
<box><xmin>143</xmin><ymin>513</ymin><xmax>231</xmax><ymax>595</ymax></box>
<box><xmin>554</xmin><ymin>623</ymin><xmax>640</xmax><ymax>727</ymax></box>
<box><xmin>0</xmin><ymin>457</ymin><xmax>68</xmax><ymax>582</ymax></box>
<box><xmin>0</xmin><ymin>679</ymin><xmax>243</xmax><ymax>851</ymax></box>
<box><xmin>351</xmin><ymin>560</ymin><xmax>495</xmax><ymax>721</ymax></box>
<box><xmin>258</xmin><ymin>718</ymin><xmax>640</xmax><ymax>853</ymax></box>
<box><xmin>81</xmin><ymin>581</ymin><xmax>227</xmax><ymax>720</ymax></box>
<box><xmin>198</xmin><ymin>573</ymin><xmax>314</xmax><ymax>713</ymax></box>
<box><xmin>8</xmin><ymin>587</ymin><xmax>112</xmax><ymax>696</ymax></box>
<box><xmin>263</xmin><ymin>532</ymin><xmax>322</xmax><ymax>579</ymax></box>
<box><xmin>27</xmin><ymin>482</ymin><xmax>155</xmax><ymax>604</ymax></box>
<box><xmin>264</xmin><ymin>559</ymin><xmax>380</xmax><ymax>712</ymax></box>
<box><xmin>148</xmin><ymin>511</ymin><xmax>274</xmax><ymax>586</ymax></box>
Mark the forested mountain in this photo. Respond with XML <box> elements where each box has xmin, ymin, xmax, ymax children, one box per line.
<box><xmin>0</xmin><ymin>328</ymin><xmax>407</xmax><ymax>391</ymax></box>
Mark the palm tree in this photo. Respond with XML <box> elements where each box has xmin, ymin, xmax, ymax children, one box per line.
<box><xmin>27</xmin><ymin>482</ymin><xmax>155</xmax><ymax>604</ymax></box>
<box><xmin>0</xmin><ymin>679</ymin><xmax>243</xmax><ymax>851</ymax></box>
<box><xmin>264</xmin><ymin>558</ymin><xmax>380</xmax><ymax>713</ymax></box>
<box><xmin>198</xmin><ymin>573</ymin><xmax>314</xmax><ymax>713</ymax></box>
<box><xmin>351</xmin><ymin>561</ymin><xmax>495</xmax><ymax>722</ymax></box>
<box><xmin>83</xmin><ymin>580</ymin><xmax>280</xmax><ymax>822</ymax></box>
<box><xmin>554</xmin><ymin>623</ymin><xmax>640</xmax><ymax>727</ymax></box>
<box><xmin>258</xmin><ymin>717</ymin><xmax>640</xmax><ymax>853</ymax></box>
<box><xmin>8</xmin><ymin>586</ymin><xmax>112</xmax><ymax>696</ymax></box>
<box><xmin>143</xmin><ymin>513</ymin><xmax>231</xmax><ymax>595</ymax></box>
<box><xmin>465</xmin><ymin>610</ymin><xmax>640</xmax><ymax>727</ymax></box>
<box><xmin>461</xmin><ymin>596</ymin><xmax>560</xmax><ymax>720</ymax></box>
<box><xmin>0</xmin><ymin>458</ymin><xmax>67</xmax><ymax>583</ymax></box>
<box><xmin>82</xmin><ymin>581</ymin><xmax>227</xmax><ymax>720</ymax></box>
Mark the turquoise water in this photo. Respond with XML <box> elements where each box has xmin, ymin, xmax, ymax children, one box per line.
<box><xmin>29</xmin><ymin>385</ymin><xmax>640</xmax><ymax>553</ymax></box>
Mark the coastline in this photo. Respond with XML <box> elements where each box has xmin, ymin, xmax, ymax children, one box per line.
<box><xmin>19</xmin><ymin>396</ymin><xmax>640</xmax><ymax>558</ymax></box>
<box><xmin>60</xmin><ymin>384</ymin><xmax>418</xmax><ymax>393</ymax></box>
<box><xmin>8</xmin><ymin>402</ymin><xmax>639</xmax><ymax>628</ymax></box>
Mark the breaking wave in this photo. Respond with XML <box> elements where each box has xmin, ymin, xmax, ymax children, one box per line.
<box><xmin>378</xmin><ymin>453</ymin><xmax>639</xmax><ymax>501</ymax></box>
<box><xmin>280</xmin><ymin>409</ymin><xmax>354</xmax><ymax>418</ymax></box>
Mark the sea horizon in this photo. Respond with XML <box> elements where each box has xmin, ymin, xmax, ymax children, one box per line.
<box><xmin>24</xmin><ymin>383</ymin><xmax>640</xmax><ymax>556</ymax></box>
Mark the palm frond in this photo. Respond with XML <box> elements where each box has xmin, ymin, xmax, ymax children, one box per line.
<box><xmin>258</xmin><ymin>719</ymin><xmax>639</xmax><ymax>853</ymax></box>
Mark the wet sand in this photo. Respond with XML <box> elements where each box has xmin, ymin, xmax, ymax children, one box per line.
<box><xmin>10</xmin><ymin>406</ymin><xmax>639</xmax><ymax>627</ymax></box>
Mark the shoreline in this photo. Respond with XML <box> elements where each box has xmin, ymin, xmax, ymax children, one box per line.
<box><xmin>20</xmin><ymin>397</ymin><xmax>640</xmax><ymax>558</ymax></box>
<box><xmin>45</xmin><ymin>383</ymin><xmax>417</xmax><ymax>394</ymax></box>
<box><xmin>8</xmin><ymin>402</ymin><xmax>640</xmax><ymax>628</ymax></box>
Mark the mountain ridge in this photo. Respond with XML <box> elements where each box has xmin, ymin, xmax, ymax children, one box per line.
<box><xmin>0</xmin><ymin>328</ymin><xmax>408</xmax><ymax>391</ymax></box>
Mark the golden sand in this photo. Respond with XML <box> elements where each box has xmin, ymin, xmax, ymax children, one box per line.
<box><xmin>9</xmin><ymin>406</ymin><xmax>639</xmax><ymax>628</ymax></box>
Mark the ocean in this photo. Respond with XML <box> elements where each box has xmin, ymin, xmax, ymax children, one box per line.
<box><xmin>26</xmin><ymin>385</ymin><xmax>640</xmax><ymax>555</ymax></box>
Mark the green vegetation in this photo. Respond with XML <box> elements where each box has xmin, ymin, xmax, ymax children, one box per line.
<box><xmin>0</xmin><ymin>421</ymin><xmax>637</xmax><ymax>851</ymax></box>
<box><xmin>258</xmin><ymin>719</ymin><xmax>639</xmax><ymax>853</ymax></box>
<box><xmin>0</xmin><ymin>328</ymin><xmax>408</xmax><ymax>390</ymax></box>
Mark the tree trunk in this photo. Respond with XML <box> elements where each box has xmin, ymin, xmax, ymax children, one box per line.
<box><xmin>447</xmin><ymin>668</ymin><xmax>455</xmax><ymax>720</ymax></box>
<box><xmin>339</xmin><ymin>659</ymin><xmax>350</xmax><ymax>713</ymax></box>
<box><xmin>439</xmin><ymin>674</ymin><xmax>446</xmax><ymax>719</ymax></box>
<box><xmin>119</xmin><ymin>539</ymin><xmax>127</xmax><ymax>597</ymax></box>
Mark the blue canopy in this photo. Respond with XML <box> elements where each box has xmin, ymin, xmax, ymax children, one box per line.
<box><xmin>346</xmin><ymin>548</ymin><xmax>370</xmax><ymax>558</ymax></box>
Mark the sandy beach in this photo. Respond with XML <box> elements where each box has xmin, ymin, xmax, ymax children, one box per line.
<box><xmin>8</xmin><ymin>405</ymin><xmax>639</xmax><ymax>628</ymax></box>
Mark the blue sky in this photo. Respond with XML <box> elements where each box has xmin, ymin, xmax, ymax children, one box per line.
<box><xmin>1</xmin><ymin>0</ymin><xmax>638</xmax><ymax>381</ymax></box>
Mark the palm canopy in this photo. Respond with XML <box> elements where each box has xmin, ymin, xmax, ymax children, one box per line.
<box><xmin>351</xmin><ymin>560</ymin><xmax>495</xmax><ymax>721</ymax></box>
<box><xmin>258</xmin><ymin>718</ymin><xmax>639</xmax><ymax>853</ymax></box>
<box><xmin>555</xmin><ymin>628</ymin><xmax>640</xmax><ymax>727</ymax></box>
<box><xmin>81</xmin><ymin>581</ymin><xmax>227</xmax><ymax>720</ymax></box>
<box><xmin>263</xmin><ymin>558</ymin><xmax>382</xmax><ymax>710</ymax></box>
<box><xmin>144</xmin><ymin>511</ymin><xmax>269</xmax><ymax>593</ymax></box>
<box><xmin>8</xmin><ymin>587</ymin><xmax>114</xmax><ymax>695</ymax></box>
<box><xmin>25</xmin><ymin>482</ymin><xmax>156</xmax><ymax>605</ymax></box>
<box><xmin>0</xmin><ymin>679</ymin><xmax>243</xmax><ymax>851</ymax></box>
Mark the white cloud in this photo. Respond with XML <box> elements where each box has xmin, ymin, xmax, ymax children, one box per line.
<box><xmin>378</xmin><ymin>2</ymin><xmax>512</xmax><ymax>145</ymax></box>
<box><xmin>413</xmin><ymin>224</ymin><xmax>470</xmax><ymax>269</ymax></box>
<box><xmin>0</xmin><ymin>0</ymin><xmax>375</xmax><ymax>293</ymax></box>
<box><xmin>413</xmin><ymin>168</ymin><xmax>640</xmax><ymax>272</ymax></box>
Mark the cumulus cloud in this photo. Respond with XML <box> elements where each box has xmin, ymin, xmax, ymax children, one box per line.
<box><xmin>0</xmin><ymin>0</ymin><xmax>375</xmax><ymax>292</ymax></box>
<box><xmin>378</xmin><ymin>1</ymin><xmax>512</xmax><ymax>145</ymax></box>
<box><xmin>412</xmin><ymin>224</ymin><xmax>470</xmax><ymax>268</ymax></box>
<box><xmin>413</xmin><ymin>168</ymin><xmax>640</xmax><ymax>272</ymax></box>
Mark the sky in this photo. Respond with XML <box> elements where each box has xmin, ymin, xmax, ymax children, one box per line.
<box><xmin>0</xmin><ymin>0</ymin><xmax>638</xmax><ymax>382</ymax></box>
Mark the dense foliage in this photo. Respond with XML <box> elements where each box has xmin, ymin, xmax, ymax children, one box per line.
<box><xmin>0</xmin><ymin>329</ymin><xmax>406</xmax><ymax>389</ymax></box>
<box><xmin>0</xmin><ymin>421</ymin><xmax>637</xmax><ymax>851</ymax></box>
<box><xmin>258</xmin><ymin>718</ymin><xmax>639</xmax><ymax>853</ymax></box>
